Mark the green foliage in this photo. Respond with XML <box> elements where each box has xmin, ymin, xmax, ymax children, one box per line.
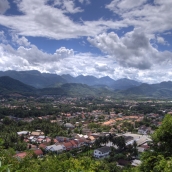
<box><xmin>125</xmin><ymin>114</ymin><xmax>172</xmax><ymax>172</ymax></box>
<box><xmin>88</xmin><ymin>123</ymin><xmax>101</xmax><ymax>129</ymax></box>
<box><xmin>0</xmin><ymin>161</ymin><xmax>11</xmax><ymax>172</ymax></box>
<box><xmin>152</xmin><ymin>114</ymin><xmax>172</xmax><ymax>156</ymax></box>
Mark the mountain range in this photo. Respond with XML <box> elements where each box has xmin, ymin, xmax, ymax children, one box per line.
<box><xmin>0</xmin><ymin>70</ymin><xmax>141</xmax><ymax>90</ymax></box>
<box><xmin>0</xmin><ymin>70</ymin><xmax>172</xmax><ymax>98</ymax></box>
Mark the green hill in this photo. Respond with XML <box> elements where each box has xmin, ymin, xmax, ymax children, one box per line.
<box><xmin>39</xmin><ymin>83</ymin><xmax>114</xmax><ymax>97</ymax></box>
<box><xmin>116</xmin><ymin>81</ymin><xmax>172</xmax><ymax>98</ymax></box>
<box><xmin>0</xmin><ymin>76</ymin><xmax>36</xmax><ymax>95</ymax></box>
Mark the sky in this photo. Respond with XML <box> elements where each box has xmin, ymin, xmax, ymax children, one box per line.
<box><xmin>0</xmin><ymin>0</ymin><xmax>172</xmax><ymax>83</ymax></box>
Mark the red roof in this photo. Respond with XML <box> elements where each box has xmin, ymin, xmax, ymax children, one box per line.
<box><xmin>78</xmin><ymin>139</ymin><xmax>85</xmax><ymax>143</ymax></box>
<box><xmin>14</xmin><ymin>152</ymin><xmax>27</xmax><ymax>159</ymax></box>
<box><xmin>34</xmin><ymin>149</ymin><xmax>43</xmax><ymax>156</ymax></box>
<box><xmin>70</xmin><ymin>140</ymin><xmax>77</xmax><ymax>146</ymax></box>
<box><xmin>63</xmin><ymin>142</ymin><xmax>73</xmax><ymax>148</ymax></box>
<box><xmin>39</xmin><ymin>143</ymin><xmax>48</xmax><ymax>149</ymax></box>
<box><xmin>53</xmin><ymin>139</ymin><xmax>59</xmax><ymax>143</ymax></box>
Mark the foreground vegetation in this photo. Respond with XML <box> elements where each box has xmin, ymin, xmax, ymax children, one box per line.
<box><xmin>0</xmin><ymin>114</ymin><xmax>172</xmax><ymax>171</ymax></box>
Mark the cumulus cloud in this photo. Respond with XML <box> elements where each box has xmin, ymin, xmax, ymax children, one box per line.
<box><xmin>54</xmin><ymin>47</ymin><xmax>74</xmax><ymax>58</ymax></box>
<box><xmin>11</xmin><ymin>34</ymin><xmax>31</xmax><ymax>47</ymax></box>
<box><xmin>0</xmin><ymin>0</ymin><xmax>171</xmax><ymax>41</ymax></box>
<box><xmin>106</xmin><ymin>0</ymin><xmax>172</xmax><ymax>35</ymax></box>
<box><xmin>0</xmin><ymin>42</ymin><xmax>115</xmax><ymax>77</ymax></box>
<box><xmin>0</xmin><ymin>0</ymin><xmax>172</xmax><ymax>84</ymax></box>
<box><xmin>88</xmin><ymin>30</ymin><xmax>172</xmax><ymax>69</ymax></box>
<box><xmin>0</xmin><ymin>0</ymin><xmax>108</xmax><ymax>40</ymax></box>
<box><xmin>1</xmin><ymin>41</ymin><xmax>172</xmax><ymax>83</ymax></box>
<box><xmin>156</xmin><ymin>36</ymin><xmax>167</xmax><ymax>45</ymax></box>
<box><xmin>16</xmin><ymin>45</ymin><xmax>75</xmax><ymax>65</ymax></box>
<box><xmin>53</xmin><ymin>0</ymin><xmax>83</xmax><ymax>13</ymax></box>
<box><xmin>0</xmin><ymin>0</ymin><xmax>10</xmax><ymax>14</ymax></box>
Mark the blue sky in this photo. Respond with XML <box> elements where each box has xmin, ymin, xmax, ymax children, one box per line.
<box><xmin>0</xmin><ymin>0</ymin><xmax>172</xmax><ymax>83</ymax></box>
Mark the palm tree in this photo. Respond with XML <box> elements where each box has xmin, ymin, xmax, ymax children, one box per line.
<box><xmin>94</xmin><ymin>139</ymin><xmax>101</xmax><ymax>148</ymax></box>
<box><xmin>102</xmin><ymin>136</ymin><xmax>108</xmax><ymax>146</ymax></box>
<box><xmin>112</xmin><ymin>137</ymin><xmax>116</xmax><ymax>147</ymax></box>
<box><xmin>108</xmin><ymin>133</ymin><xmax>114</xmax><ymax>147</ymax></box>
<box><xmin>116</xmin><ymin>136</ymin><xmax>125</xmax><ymax>150</ymax></box>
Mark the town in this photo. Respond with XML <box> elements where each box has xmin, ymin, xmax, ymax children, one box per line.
<box><xmin>0</xmin><ymin>95</ymin><xmax>171</xmax><ymax>170</ymax></box>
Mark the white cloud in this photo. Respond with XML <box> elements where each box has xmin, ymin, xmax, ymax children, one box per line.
<box><xmin>0</xmin><ymin>0</ymin><xmax>172</xmax><ymax>83</ymax></box>
<box><xmin>11</xmin><ymin>34</ymin><xmax>31</xmax><ymax>47</ymax></box>
<box><xmin>0</xmin><ymin>0</ymin><xmax>10</xmax><ymax>14</ymax></box>
<box><xmin>0</xmin><ymin>0</ymin><xmax>171</xmax><ymax>41</ymax></box>
<box><xmin>106</xmin><ymin>0</ymin><xmax>147</xmax><ymax>12</ymax></box>
<box><xmin>106</xmin><ymin>0</ymin><xmax>172</xmax><ymax>35</ymax></box>
<box><xmin>0</xmin><ymin>31</ymin><xmax>8</xmax><ymax>44</ymax></box>
<box><xmin>78</xmin><ymin>0</ymin><xmax>90</xmax><ymax>5</ymax></box>
<box><xmin>88</xmin><ymin>30</ymin><xmax>172</xmax><ymax>69</ymax></box>
<box><xmin>1</xmin><ymin>42</ymin><xmax>172</xmax><ymax>83</ymax></box>
<box><xmin>0</xmin><ymin>42</ymin><xmax>115</xmax><ymax>77</ymax></box>
<box><xmin>62</xmin><ymin>0</ymin><xmax>83</xmax><ymax>13</ymax></box>
<box><xmin>53</xmin><ymin>0</ymin><xmax>83</xmax><ymax>13</ymax></box>
<box><xmin>55</xmin><ymin>47</ymin><xmax>74</xmax><ymax>58</ymax></box>
<box><xmin>0</xmin><ymin>0</ymin><xmax>108</xmax><ymax>40</ymax></box>
<box><xmin>156</xmin><ymin>36</ymin><xmax>168</xmax><ymax>45</ymax></box>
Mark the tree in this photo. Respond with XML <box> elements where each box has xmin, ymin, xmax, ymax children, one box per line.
<box><xmin>152</xmin><ymin>114</ymin><xmax>172</xmax><ymax>157</ymax></box>
<box><xmin>125</xmin><ymin>114</ymin><xmax>172</xmax><ymax>172</ymax></box>
<box><xmin>115</xmin><ymin>136</ymin><xmax>125</xmax><ymax>150</ymax></box>
<box><xmin>0</xmin><ymin>161</ymin><xmax>11</xmax><ymax>172</ymax></box>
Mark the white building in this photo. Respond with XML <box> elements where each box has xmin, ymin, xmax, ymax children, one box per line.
<box><xmin>45</xmin><ymin>145</ymin><xmax>65</xmax><ymax>153</ymax></box>
<box><xmin>94</xmin><ymin>146</ymin><xmax>111</xmax><ymax>158</ymax></box>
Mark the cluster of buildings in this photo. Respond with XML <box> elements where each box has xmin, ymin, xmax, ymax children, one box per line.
<box><xmin>15</xmin><ymin>130</ymin><xmax>97</xmax><ymax>159</ymax></box>
<box><xmin>15</xmin><ymin>128</ymin><xmax>152</xmax><ymax>165</ymax></box>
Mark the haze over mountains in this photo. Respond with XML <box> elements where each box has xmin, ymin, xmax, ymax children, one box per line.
<box><xmin>0</xmin><ymin>70</ymin><xmax>172</xmax><ymax>98</ymax></box>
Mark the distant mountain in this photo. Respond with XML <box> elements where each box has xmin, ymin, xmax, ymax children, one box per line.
<box><xmin>0</xmin><ymin>76</ymin><xmax>35</xmax><ymax>95</ymax></box>
<box><xmin>0</xmin><ymin>76</ymin><xmax>114</xmax><ymax>97</ymax></box>
<box><xmin>62</xmin><ymin>75</ymin><xmax>141</xmax><ymax>90</ymax></box>
<box><xmin>112</xmin><ymin>78</ymin><xmax>142</xmax><ymax>90</ymax></box>
<box><xmin>0</xmin><ymin>70</ymin><xmax>67</xmax><ymax>88</ymax></box>
<box><xmin>117</xmin><ymin>81</ymin><xmax>172</xmax><ymax>98</ymax></box>
<box><xmin>39</xmin><ymin>83</ymin><xmax>114</xmax><ymax>97</ymax></box>
<box><xmin>62</xmin><ymin>74</ymin><xmax>115</xmax><ymax>87</ymax></box>
<box><xmin>1</xmin><ymin>75</ymin><xmax>172</xmax><ymax>98</ymax></box>
<box><xmin>0</xmin><ymin>70</ymin><xmax>142</xmax><ymax>90</ymax></box>
<box><xmin>61</xmin><ymin>74</ymin><xmax>76</xmax><ymax>83</ymax></box>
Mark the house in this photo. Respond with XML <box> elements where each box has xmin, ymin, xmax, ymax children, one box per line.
<box><xmin>64</xmin><ymin>123</ymin><xmax>75</xmax><ymax>129</ymax></box>
<box><xmin>87</xmin><ymin>136</ymin><xmax>95</xmax><ymax>142</ymax></box>
<box><xmin>74</xmin><ymin>139</ymin><xmax>85</xmax><ymax>147</ymax></box>
<box><xmin>137</xmin><ymin>144</ymin><xmax>150</xmax><ymax>153</ymax></box>
<box><xmin>123</xmin><ymin>136</ymin><xmax>134</xmax><ymax>146</ymax></box>
<box><xmin>43</xmin><ymin>137</ymin><xmax>51</xmax><ymax>143</ymax></box>
<box><xmin>30</xmin><ymin>131</ymin><xmax>44</xmax><ymax>136</ymax></box>
<box><xmin>45</xmin><ymin>145</ymin><xmax>64</xmax><ymax>153</ymax></box>
<box><xmin>138</xmin><ymin>126</ymin><xmax>151</xmax><ymax>135</ymax></box>
<box><xmin>94</xmin><ymin>146</ymin><xmax>111</xmax><ymax>158</ymax></box>
<box><xmin>39</xmin><ymin>143</ymin><xmax>48</xmax><ymax>149</ymax></box>
<box><xmin>76</xmin><ymin>134</ymin><xmax>88</xmax><ymax>139</ymax></box>
<box><xmin>17</xmin><ymin>131</ymin><xmax>29</xmax><ymax>135</ymax></box>
<box><xmin>63</xmin><ymin>142</ymin><xmax>73</xmax><ymax>150</ymax></box>
<box><xmin>69</xmin><ymin>140</ymin><xmax>78</xmax><ymax>148</ymax></box>
<box><xmin>56</xmin><ymin>136</ymin><xmax>69</xmax><ymax>142</ymax></box>
<box><xmin>33</xmin><ymin>149</ymin><xmax>43</xmax><ymax>157</ymax></box>
<box><xmin>131</xmin><ymin>159</ymin><xmax>141</xmax><ymax>166</ymax></box>
<box><xmin>14</xmin><ymin>152</ymin><xmax>27</xmax><ymax>159</ymax></box>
